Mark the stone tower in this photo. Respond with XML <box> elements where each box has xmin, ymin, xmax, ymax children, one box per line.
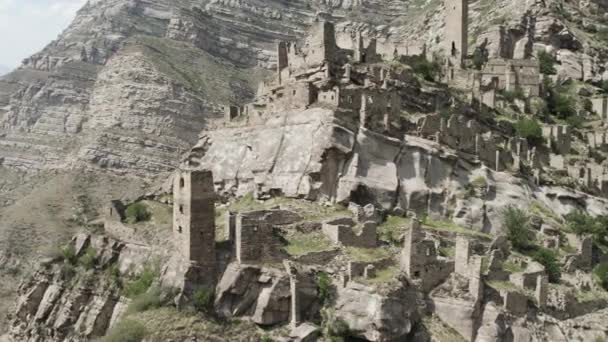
<box><xmin>445</xmin><ymin>0</ymin><xmax>468</xmax><ymax>63</ymax></box>
<box><xmin>173</xmin><ymin>169</ymin><xmax>216</xmax><ymax>276</ymax></box>
<box><xmin>306</xmin><ymin>21</ymin><xmax>337</xmax><ymax>65</ymax></box>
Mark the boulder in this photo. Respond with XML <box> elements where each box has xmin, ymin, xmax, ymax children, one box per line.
<box><xmin>334</xmin><ymin>283</ymin><xmax>417</xmax><ymax>341</ymax></box>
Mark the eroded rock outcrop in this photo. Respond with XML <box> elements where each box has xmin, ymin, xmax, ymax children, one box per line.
<box><xmin>9</xmin><ymin>234</ymin><xmax>157</xmax><ymax>341</ymax></box>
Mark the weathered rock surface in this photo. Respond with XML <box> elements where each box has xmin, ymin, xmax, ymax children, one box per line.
<box><xmin>187</xmin><ymin>107</ymin><xmax>608</xmax><ymax>233</ymax></box>
<box><xmin>214</xmin><ymin>263</ymin><xmax>290</xmax><ymax>325</ymax></box>
<box><xmin>334</xmin><ymin>282</ymin><xmax>418</xmax><ymax>341</ymax></box>
<box><xmin>8</xmin><ymin>234</ymin><xmax>159</xmax><ymax>342</ymax></box>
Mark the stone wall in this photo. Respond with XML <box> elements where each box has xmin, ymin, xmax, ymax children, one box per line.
<box><xmin>401</xmin><ymin>218</ymin><xmax>452</xmax><ymax>291</ymax></box>
<box><xmin>322</xmin><ymin>217</ymin><xmax>377</xmax><ymax>248</ymax></box>
<box><xmin>481</xmin><ymin>59</ymin><xmax>541</xmax><ymax>96</ymax></box>
<box><xmin>235</xmin><ymin>209</ymin><xmax>301</xmax><ymax>264</ymax></box>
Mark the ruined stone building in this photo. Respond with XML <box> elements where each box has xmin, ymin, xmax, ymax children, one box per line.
<box><xmin>223</xmin><ymin>20</ymin><xmax>409</xmax><ymax>136</ymax></box>
<box><xmin>400</xmin><ymin>218</ymin><xmax>452</xmax><ymax>291</ymax></box>
<box><xmin>443</xmin><ymin>0</ymin><xmax>541</xmax><ymax>103</ymax></box>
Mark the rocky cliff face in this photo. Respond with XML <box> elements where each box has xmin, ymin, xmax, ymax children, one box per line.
<box><xmin>1</xmin><ymin>0</ymin><xmax>605</xmax><ymax>176</ymax></box>
<box><xmin>3</xmin><ymin>0</ymin><xmax>608</xmax><ymax>340</ymax></box>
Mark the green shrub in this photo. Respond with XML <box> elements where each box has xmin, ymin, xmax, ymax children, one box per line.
<box><xmin>565</xmin><ymin>211</ymin><xmax>608</xmax><ymax>246</ymax></box>
<box><xmin>106</xmin><ymin>265</ymin><xmax>122</xmax><ymax>289</ymax></box>
<box><xmin>553</xmin><ymin>93</ymin><xmax>577</xmax><ymax>119</ymax></box>
<box><xmin>566</xmin><ymin>115</ymin><xmax>584</xmax><ymax>129</ymax></box>
<box><xmin>501</xmin><ymin>87</ymin><xmax>526</xmax><ymax>103</ymax></box>
<box><xmin>472</xmin><ymin>47</ymin><xmax>487</xmax><ymax>70</ymax></box>
<box><xmin>532</xmin><ymin>248</ymin><xmax>561</xmax><ymax>283</ymax></box>
<box><xmin>408</xmin><ymin>56</ymin><xmax>441</xmax><ymax>82</ymax></box>
<box><xmin>61</xmin><ymin>245</ymin><xmax>77</xmax><ymax>265</ymax></box>
<box><xmin>100</xmin><ymin>319</ymin><xmax>146</xmax><ymax>342</ymax></box>
<box><xmin>60</xmin><ymin>263</ymin><xmax>76</xmax><ymax>280</ymax></box>
<box><xmin>123</xmin><ymin>267</ymin><xmax>158</xmax><ymax>298</ymax></box>
<box><xmin>598</xmin><ymin>27</ymin><xmax>608</xmax><ymax>44</ymax></box>
<box><xmin>538</xmin><ymin>51</ymin><xmax>557</xmax><ymax>75</ymax></box>
<box><xmin>125</xmin><ymin>202</ymin><xmax>151</xmax><ymax>224</ymax></box>
<box><xmin>593</xmin><ymin>263</ymin><xmax>608</xmax><ymax>290</ymax></box>
<box><xmin>501</xmin><ymin>206</ymin><xmax>532</xmax><ymax>252</ymax></box>
<box><xmin>317</xmin><ymin>272</ymin><xmax>332</xmax><ymax>305</ymax></box>
<box><xmin>600</xmin><ymin>80</ymin><xmax>608</xmax><ymax>93</ymax></box>
<box><xmin>321</xmin><ymin>308</ymin><xmax>349</xmax><ymax>341</ymax></box>
<box><xmin>127</xmin><ymin>286</ymin><xmax>162</xmax><ymax>314</ymax></box>
<box><xmin>565</xmin><ymin>210</ymin><xmax>599</xmax><ymax>236</ymax></box>
<box><xmin>584</xmin><ymin>98</ymin><xmax>594</xmax><ymax>113</ymax></box>
<box><xmin>193</xmin><ymin>287</ymin><xmax>214</xmax><ymax>314</ymax></box>
<box><xmin>78</xmin><ymin>247</ymin><xmax>97</xmax><ymax>270</ymax></box>
<box><xmin>514</xmin><ymin>118</ymin><xmax>543</xmax><ymax>145</ymax></box>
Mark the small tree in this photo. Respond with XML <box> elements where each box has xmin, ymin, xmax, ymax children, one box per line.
<box><xmin>532</xmin><ymin>248</ymin><xmax>561</xmax><ymax>283</ymax></box>
<box><xmin>538</xmin><ymin>51</ymin><xmax>557</xmax><ymax>75</ymax></box>
<box><xmin>514</xmin><ymin>118</ymin><xmax>543</xmax><ymax>146</ymax></box>
<box><xmin>553</xmin><ymin>93</ymin><xmax>577</xmax><ymax>119</ymax></box>
<box><xmin>61</xmin><ymin>245</ymin><xmax>78</xmax><ymax>265</ymax></box>
<box><xmin>317</xmin><ymin>272</ymin><xmax>332</xmax><ymax>305</ymax></box>
<box><xmin>125</xmin><ymin>202</ymin><xmax>151</xmax><ymax>224</ymax></box>
<box><xmin>501</xmin><ymin>206</ymin><xmax>532</xmax><ymax>252</ymax></box>
<box><xmin>593</xmin><ymin>263</ymin><xmax>608</xmax><ymax>290</ymax></box>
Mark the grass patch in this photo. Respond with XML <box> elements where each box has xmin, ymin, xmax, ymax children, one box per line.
<box><xmin>361</xmin><ymin>266</ymin><xmax>401</xmax><ymax>285</ymax></box>
<box><xmin>423</xmin><ymin>217</ymin><xmax>492</xmax><ymax>239</ymax></box>
<box><xmin>345</xmin><ymin>247</ymin><xmax>392</xmax><ymax>263</ymax></box>
<box><xmin>421</xmin><ymin>315</ymin><xmax>467</xmax><ymax>342</ymax></box>
<box><xmin>378</xmin><ymin>216</ymin><xmax>410</xmax><ymax>244</ymax></box>
<box><xmin>131</xmin><ymin>307</ymin><xmax>264</xmax><ymax>341</ymax></box>
<box><xmin>529</xmin><ymin>201</ymin><xmax>561</xmax><ymax>222</ymax></box>
<box><xmin>283</xmin><ymin>231</ymin><xmax>334</xmax><ymax>257</ymax></box>
<box><xmin>502</xmin><ymin>260</ymin><xmax>525</xmax><ymax>273</ymax></box>
<box><xmin>439</xmin><ymin>246</ymin><xmax>455</xmax><ymax>258</ymax></box>
<box><xmin>487</xmin><ymin>280</ymin><xmax>531</xmax><ymax>295</ymax></box>
<box><xmin>127</xmin><ymin>286</ymin><xmax>162</xmax><ymax>314</ymax></box>
<box><xmin>100</xmin><ymin>319</ymin><xmax>146</xmax><ymax>342</ymax></box>
<box><xmin>123</xmin><ymin>266</ymin><xmax>159</xmax><ymax>298</ymax></box>
<box><xmin>227</xmin><ymin>193</ymin><xmax>351</xmax><ymax>222</ymax></box>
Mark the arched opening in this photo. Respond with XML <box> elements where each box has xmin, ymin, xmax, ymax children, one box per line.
<box><xmin>179</xmin><ymin>178</ymin><xmax>185</xmax><ymax>188</ymax></box>
<box><xmin>178</xmin><ymin>226</ymin><xmax>183</xmax><ymax>233</ymax></box>
<box><xmin>179</xmin><ymin>205</ymin><xmax>184</xmax><ymax>214</ymax></box>
<box><xmin>451</xmin><ymin>42</ymin><xmax>457</xmax><ymax>57</ymax></box>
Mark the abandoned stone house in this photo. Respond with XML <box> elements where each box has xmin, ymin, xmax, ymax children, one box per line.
<box><xmin>400</xmin><ymin>218</ymin><xmax>453</xmax><ymax>291</ymax></box>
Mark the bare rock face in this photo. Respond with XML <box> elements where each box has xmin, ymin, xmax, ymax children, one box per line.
<box><xmin>334</xmin><ymin>282</ymin><xmax>418</xmax><ymax>341</ymax></box>
<box><xmin>214</xmin><ymin>263</ymin><xmax>290</xmax><ymax>326</ymax></box>
<box><xmin>8</xmin><ymin>234</ymin><xmax>157</xmax><ymax>342</ymax></box>
<box><xmin>187</xmin><ymin>107</ymin><xmax>608</xmax><ymax>233</ymax></box>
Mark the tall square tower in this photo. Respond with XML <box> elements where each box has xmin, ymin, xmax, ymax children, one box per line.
<box><xmin>445</xmin><ymin>0</ymin><xmax>469</xmax><ymax>63</ymax></box>
<box><xmin>173</xmin><ymin>169</ymin><xmax>216</xmax><ymax>273</ymax></box>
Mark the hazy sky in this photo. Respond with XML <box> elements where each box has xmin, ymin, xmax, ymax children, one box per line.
<box><xmin>0</xmin><ymin>0</ymin><xmax>86</xmax><ymax>70</ymax></box>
